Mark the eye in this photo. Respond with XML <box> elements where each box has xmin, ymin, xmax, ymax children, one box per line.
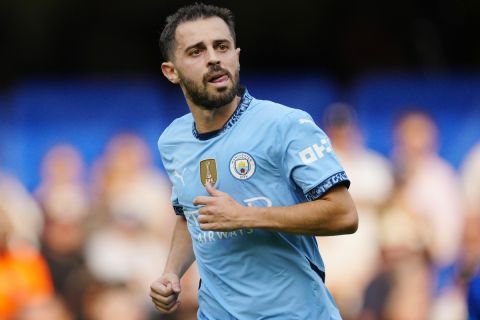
<box><xmin>218</xmin><ymin>43</ymin><xmax>229</xmax><ymax>51</ymax></box>
<box><xmin>189</xmin><ymin>48</ymin><xmax>201</xmax><ymax>56</ymax></box>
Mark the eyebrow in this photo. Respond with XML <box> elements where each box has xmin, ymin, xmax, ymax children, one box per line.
<box><xmin>212</xmin><ymin>39</ymin><xmax>231</xmax><ymax>46</ymax></box>
<box><xmin>184</xmin><ymin>41</ymin><xmax>206</xmax><ymax>53</ymax></box>
<box><xmin>184</xmin><ymin>38</ymin><xmax>232</xmax><ymax>52</ymax></box>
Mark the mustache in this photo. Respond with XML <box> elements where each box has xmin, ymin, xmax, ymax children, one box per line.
<box><xmin>203</xmin><ymin>64</ymin><xmax>232</xmax><ymax>83</ymax></box>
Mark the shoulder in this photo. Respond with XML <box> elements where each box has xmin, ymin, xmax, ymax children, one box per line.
<box><xmin>248</xmin><ymin>97</ymin><xmax>323</xmax><ymax>144</ymax></box>
<box><xmin>158</xmin><ymin>113</ymin><xmax>193</xmax><ymax>147</ymax></box>
<box><xmin>249</xmin><ymin>97</ymin><xmax>314</xmax><ymax>126</ymax></box>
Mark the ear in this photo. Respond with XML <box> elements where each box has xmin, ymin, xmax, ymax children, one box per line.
<box><xmin>161</xmin><ymin>61</ymin><xmax>180</xmax><ymax>84</ymax></box>
<box><xmin>236</xmin><ymin>48</ymin><xmax>241</xmax><ymax>70</ymax></box>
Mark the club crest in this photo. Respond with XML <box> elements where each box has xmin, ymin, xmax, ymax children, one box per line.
<box><xmin>200</xmin><ymin>159</ymin><xmax>217</xmax><ymax>186</ymax></box>
<box><xmin>230</xmin><ymin>152</ymin><xmax>255</xmax><ymax>180</ymax></box>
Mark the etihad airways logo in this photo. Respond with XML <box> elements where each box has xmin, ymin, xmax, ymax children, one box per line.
<box><xmin>185</xmin><ymin>195</ymin><xmax>272</xmax><ymax>245</ymax></box>
<box><xmin>299</xmin><ymin>139</ymin><xmax>333</xmax><ymax>165</ymax></box>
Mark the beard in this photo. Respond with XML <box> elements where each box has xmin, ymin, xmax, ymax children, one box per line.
<box><xmin>179</xmin><ymin>64</ymin><xmax>240</xmax><ymax>110</ymax></box>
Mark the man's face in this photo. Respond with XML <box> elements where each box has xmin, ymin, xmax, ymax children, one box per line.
<box><xmin>167</xmin><ymin>17</ymin><xmax>240</xmax><ymax>109</ymax></box>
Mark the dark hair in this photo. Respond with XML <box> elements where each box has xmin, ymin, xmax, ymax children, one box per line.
<box><xmin>159</xmin><ymin>3</ymin><xmax>236</xmax><ymax>61</ymax></box>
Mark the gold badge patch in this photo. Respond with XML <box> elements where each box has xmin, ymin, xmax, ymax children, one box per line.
<box><xmin>200</xmin><ymin>159</ymin><xmax>217</xmax><ymax>186</ymax></box>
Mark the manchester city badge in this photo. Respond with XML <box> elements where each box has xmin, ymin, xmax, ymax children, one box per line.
<box><xmin>230</xmin><ymin>152</ymin><xmax>255</xmax><ymax>180</ymax></box>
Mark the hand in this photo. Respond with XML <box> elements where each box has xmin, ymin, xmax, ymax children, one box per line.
<box><xmin>150</xmin><ymin>273</ymin><xmax>181</xmax><ymax>314</ymax></box>
<box><xmin>193</xmin><ymin>182</ymin><xmax>247</xmax><ymax>231</ymax></box>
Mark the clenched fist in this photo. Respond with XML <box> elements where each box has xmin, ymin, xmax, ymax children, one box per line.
<box><xmin>150</xmin><ymin>273</ymin><xmax>182</xmax><ymax>314</ymax></box>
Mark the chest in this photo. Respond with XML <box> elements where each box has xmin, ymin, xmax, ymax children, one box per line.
<box><xmin>168</xmin><ymin>134</ymin><xmax>280</xmax><ymax>209</ymax></box>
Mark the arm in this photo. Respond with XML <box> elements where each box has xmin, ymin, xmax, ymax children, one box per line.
<box><xmin>250</xmin><ymin>184</ymin><xmax>357</xmax><ymax>235</ymax></box>
<box><xmin>163</xmin><ymin>215</ymin><xmax>196</xmax><ymax>277</ymax></box>
<box><xmin>194</xmin><ymin>183</ymin><xmax>358</xmax><ymax>236</ymax></box>
<box><xmin>150</xmin><ymin>215</ymin><xmax>195</xmax><ymax>314</ymax></box>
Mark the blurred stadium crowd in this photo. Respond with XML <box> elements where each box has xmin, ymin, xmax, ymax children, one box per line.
<box><xmin>1</xmin><ymin>0</ymin><xmax>479</xmax><ymax>318</ymax></box>
<box><xmin>1</xmin><ymin>102</ymin><xmax>479</xmax><ymax>320</ymax></box>
<box><xmin>0</xmin><ymin>133</ymin><xmax>199</xmax><ymax>320</ymax></box>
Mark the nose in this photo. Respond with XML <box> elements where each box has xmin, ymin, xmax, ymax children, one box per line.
<box><xmin>206</xmin><ymin>47</ymin><xmax>220</xmax><ymax>66</ymax></box>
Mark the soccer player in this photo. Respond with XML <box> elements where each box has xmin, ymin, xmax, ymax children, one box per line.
<box><xmin>150</xmin><ymin>3</ymin><xmax>358</xmax><ymax>319</ymax></box>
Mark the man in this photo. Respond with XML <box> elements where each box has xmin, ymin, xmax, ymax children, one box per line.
<box><xmin>150</xmin><ymin>3</ymin><xmax>358</xmax><ymax>319</ymax></box>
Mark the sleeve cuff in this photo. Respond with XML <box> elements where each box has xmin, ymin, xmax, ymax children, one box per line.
<box><xmin>173</xmin><ymin>205</ymin><xmax>185</xmax><ymax>216</ymax></box>
<box><xmin>304</xmin><ymin>171</ymin><xmax>350</xmax><ymax>201</ymax></box>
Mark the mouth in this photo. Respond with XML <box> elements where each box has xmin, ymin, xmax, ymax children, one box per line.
<box><xmin>207</xmin><ymin>72</ymin><xmax>229</xmax><ymax>85</ymax></box>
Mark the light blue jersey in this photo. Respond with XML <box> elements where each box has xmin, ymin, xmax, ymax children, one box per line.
<box><xmin>158</xmin><ymin>89</ymin><xmax>349</xmax><ymax>319</ymax></box>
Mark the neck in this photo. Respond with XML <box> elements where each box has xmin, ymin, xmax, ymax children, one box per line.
<box><xmin>188</xmin><ymin>95</ymin><xmax>241</xmax><ymax>133</ymax></box>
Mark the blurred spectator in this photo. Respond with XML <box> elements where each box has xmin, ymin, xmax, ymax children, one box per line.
<box><xmin>15</xmin><ymin>296</ymin><xmax>73</xmax><ymax>320</ymax></box>
<box><xmin>387</xmin><ymin>110</ymin><xmax>467</xmax><ymax>319</ymax></box>
<box><xmin>83</xmin><ymin>285</ymin><xmax>148</xmax><ymax>320</ymax></box>
<box><xmin>35</xmin><ymin>145</ymin><xmax>93</xmax><ymax>319</ymax></box>
<box><xmin>0</xmin><ymin>207</ymin><xmax>54</xmax><ymax>319</ymax></box>
<box><xmin>0</xmin><ymin>170</ymin><xmax>43</xmax><ymax>247</ymax></box>
<box><xmin>392</xmin><ymin>110</ymin><xmax>463</xmax><ymax>268</ymax></box>
<box><xmin>86</xmin><ymin>133</ymin><xmax>198</xmax><ymax>318</ymax></box>
<box><xmin>35</xmin><ymin>144</ymin><xmax>90</xmax><ymax>225</ymax></box>
<box><xmin>429</xmin><ymin>179</ymin><xmax>480</xmax><ymax>320</ymax></box>
<box><xmin>428</xmin><ymin>211</ymin><xmax>480</xmax><ymax>320</ymax></box>
<box><xmin>316</xmin><ymin>103</ymin><xmax>394</xmax><ymax>319</ymax></box>
<box><xmin>460</xmin><ymin>143</ymin><xmax>480</xmax><ymax>217</ymax></box>
<box><xmin>90</xmin><ymin>133</ymin><xmax>175</xmax><ymax>237</ymax></box>
<box><xmin>83</xmin><ymin>204</ymin><xmax>170</xmax><ymax>293</ymax></box>
<box><xmin>460</xmin><ymin>144</ymin><xmax>480</xmax><ymax>320</ymax></box>
<box><xmin>359</xmin><ymin>182</ymin><xmax>433</xmax><ymax>320</ymax></box>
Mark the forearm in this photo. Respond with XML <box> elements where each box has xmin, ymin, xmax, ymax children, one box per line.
<box><xmin>246</xmin><ymin>186</ymin><xmax>358</xmax><ymax>236</ymax></box>
<box><xmin>163</xmin><ymin>216</ymin><xmax>196</xmax><ymax>278</ymax></box>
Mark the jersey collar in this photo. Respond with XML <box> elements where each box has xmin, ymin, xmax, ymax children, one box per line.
<box><xmin>192</xmin><ymin>87</ymin><xmax>253</xmax><ymax>141</ymax></box>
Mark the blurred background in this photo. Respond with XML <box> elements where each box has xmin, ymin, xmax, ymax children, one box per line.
<box><xmin>1</xmin><ymin>0</ymin><xmax>480</xmax><ymax>319</ymax></box>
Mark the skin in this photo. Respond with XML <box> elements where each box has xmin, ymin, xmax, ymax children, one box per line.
<box><xmin>151</xmin><ymin>16</ymin><xmax>358</xmax><ymax>314</ymax></box>
<box><xmin>161</xmin><ymin>17</ymin><xmax>241</xmax><ymax>133</ymax></box>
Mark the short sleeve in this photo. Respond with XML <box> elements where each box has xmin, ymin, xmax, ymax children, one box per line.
<box><xmin>159</xmin><ymin>132</ymin><xmax>185</xmax><ymax>217</ymax></box>
<box><xmin>171</xmin><ymin>185</ymin><xmax>185</xmax><ymax>216</ymax></box>
<box><xmin>280</xmin><ymin>110</ymin><xmax>350</xmax><ymax>201</ymax></box>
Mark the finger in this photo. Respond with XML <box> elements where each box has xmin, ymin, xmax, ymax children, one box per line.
<box><xmin>154</xmin><ymin>300</ymin><xmax>181</xmax><ymax>314</ymax></box>
<box><xmin>199</xmin><ymin>222</ymin><xmax>220</xmax><ymax>231</ymax></box>
<box><xmin>150</xmin><ymin>291</ymin><xmax>177</xmax><ymax>305</ymax></box>
<box><xmin>152</xmin><ymin>296</ymin><xmax>179</xmax><ymax>310</ymax></box>
<box><xmin>206</xmin><ymin>182</ymin><xmax>226</xmax><ymax>196</ymax></box>
<box><xmin>170</xmin><ymin>277</ymin><xmax>181</xmax><ymax>293</ymax></box>
<box><xmin>198</xmin><ymin>206</ymin><xmax>214</xmax><ymax>216</ymax></box>
<box><xmin>150</xmin><ymin>281</ymin><xmax>173</xmax><ymax>296</ymax></box>
<box><xmin>193</xmin><ymin>196</ymin><xmax>214</xmax><ymax>206</ymax></box>
<box><xmin>197</xmin><ymin>214</ymin><xmax>214</xmax><ymax>224</ymax></box>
